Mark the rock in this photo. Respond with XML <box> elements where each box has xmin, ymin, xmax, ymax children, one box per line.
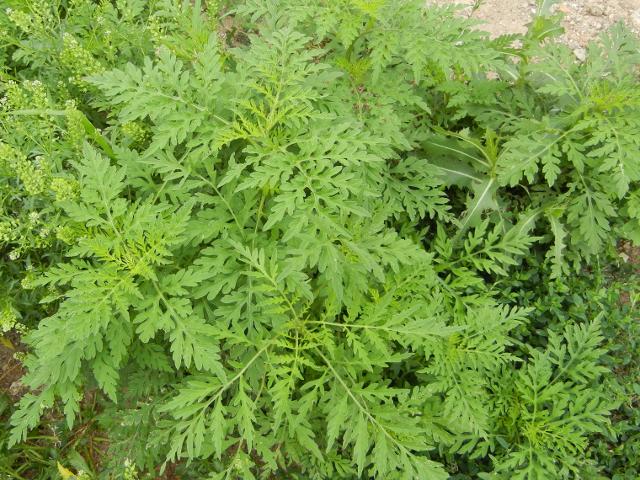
<box><xmin>9</xmin><ymin>379</ymin><xmax>27</xmax><ymax>399</ymax></box>
<box><xmin>573</xmin><ymin>47</ymin><xmax>587</xmax><ymax>62</ymax></box>
<box><xmin>632</xmin><ymin>10</ymin><xmax>640</xmax><ymax>28</ymax></box>
<box><xmin>586</xmin><ymin>3</ymin><xmax>605</xmax><ymax>16</ymax></box>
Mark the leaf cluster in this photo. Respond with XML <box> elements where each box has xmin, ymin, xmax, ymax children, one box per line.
<box><xmin>0</xmin><ymin>1</ymin><xmax>638</xmax><ymax>479</ymax></box>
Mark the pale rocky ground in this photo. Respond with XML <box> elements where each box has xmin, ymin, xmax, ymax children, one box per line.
<box><xmin>429</xmin><ymin>0</ymin><xmax>640</xmax><ymax>59</ymax></box>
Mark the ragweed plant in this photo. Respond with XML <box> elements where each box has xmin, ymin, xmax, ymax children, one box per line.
<box><xmin>1</xmin><ymin>1</ymin><xmax>638</xmax><ymax>479</ymax></box>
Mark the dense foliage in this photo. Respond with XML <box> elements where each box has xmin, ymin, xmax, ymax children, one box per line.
<box><xmin>0</xmin><ymin>0</ymin><xmax>638</xmax><ymax>479</ymax></box>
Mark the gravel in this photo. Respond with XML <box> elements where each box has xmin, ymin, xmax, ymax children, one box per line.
<box><xmin>428</xmin><ymin>0</ymin><xmax>640</xmax><ymax>49</ymax></box>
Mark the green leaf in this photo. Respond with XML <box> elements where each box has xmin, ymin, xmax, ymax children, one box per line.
<box><xmin>353</xmin><ymin>413</ymin><xmax>370</xmax><ymax>476</ymax></box>
<box><xmin>457</xmin><ymin>177</ymin><xmax>499</xmax><ymax>233</ymax></box>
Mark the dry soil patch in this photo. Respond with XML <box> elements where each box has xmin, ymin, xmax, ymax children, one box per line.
<box><xmin>430</xmin><ymin>0</ymin><xmax>640</xmax><ymax>54</ymax></box>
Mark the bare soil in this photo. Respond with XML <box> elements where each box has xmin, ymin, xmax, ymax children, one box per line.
<box><xmin>430</xmin><ymin>0</ymin><xmax>640</xmax><ymax>55</ymax></box>
<box><xmin>0</xmin><ymin>333</ymin><xmax>25</xmax><ymax>401</ymax></box>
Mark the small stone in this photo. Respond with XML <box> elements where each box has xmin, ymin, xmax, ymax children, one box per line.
<box><xmin>573</xmin><ymin>47</ymin><xmax>587</xmax><ymax>62</ymax></box>
<box><xmin>586</xmin><ymin>3</ymin><xmax>605</xmax><ymax>16</ymax></box>
<box><xmin>9</xmin><ymin>380</ymin><xmax>26</xmax><ymax>398</ymax></box>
